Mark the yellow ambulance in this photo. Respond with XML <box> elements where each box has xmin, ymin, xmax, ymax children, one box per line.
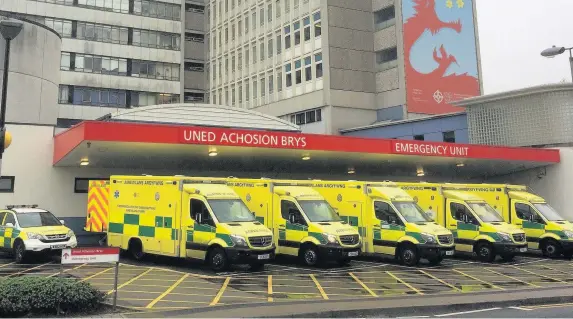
<box><xmin>397</xmin><ymin>183</ymin><xmax>527</xmax><ymax>262</ymax></box>
<box><xmin>227</xmin><ymin>178</ymin><xmax>362</xmax><ymax>267</ymax></box>
<box><xmin>449</xmin><ymin>183</ymin><xmax>573</xmax><ymax>258</ymax></box>
<box><xmin>309</xmin><ymin>181</ymin><xmax>455</xmax><ymax>266</ymax></box>
<box><xmin>92</xmin><ymin>176</ymin><xmax>275</xmax><ymax>271</ymax></box>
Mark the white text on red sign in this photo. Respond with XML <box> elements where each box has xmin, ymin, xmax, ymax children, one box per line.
<box><xmin>182</xmin><ymin>130</ymin><xmax>307</xmax><ymax>148</ymax></box>
<box><xmin>394</xmin><ymin>142</ymin><xmax>470</xmax><ymax>156</ymax></box>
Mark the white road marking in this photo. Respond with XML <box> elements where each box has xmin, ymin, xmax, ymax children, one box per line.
<box><xmin>513</xmin><ymin>259</ymin><xmax>546</xmax><ymax>266</ymax></box>
<box><xmin>508</xmin><ymin>306</ymin><xmax>532</xmax><ymax>311</ymax></box>
<box><xmin>434</xmin><ymin>307</ymin><xmax>501</xmax><ymax>317</ymax></box>
<box><xmin>397</xmin><ymin>316</ymin><xmax>430</xmax><ymax>318</ymax></box>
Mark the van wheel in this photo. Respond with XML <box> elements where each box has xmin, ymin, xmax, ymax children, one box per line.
<box><xmin>300</xmin><ymin>245</ymin><xmax>320</xmax><ymax>267</ymax></box>
<box><xmin>128</xmin><ymin>239</ymin><xmax>145</xmax><ymax>261</ymax></box>
<box><xmin>475</xmin><ymin>242</ymin><xmax>495</xmax><ymax>262</ymax></box>
<box><xmin>501</xmin><ymin>254</ymin><xmax>515</xmax><ymax>262</ymax></box>
<box><xmin>13</xmin><ymin>240</ymin><xmax>26</xmax><ymax>263</ymax></box>
<box><xmin>208</xmin><ymin>247</ymin><xmax>229</xmax><ymax>272</ymax></box>
<box><xmin>541</xmin><ymin>239</ymin><xmax>562</xmax><ymax>258</ymax></box>
<box><xmin>428</xmin><ymin>255</ymin><xmax>443</xmax><ymax>266</ymax></box>
<box><xmin>399</xmin><ymin>244</ymin><xmax>420</xmax><ymax>267</ymax></box>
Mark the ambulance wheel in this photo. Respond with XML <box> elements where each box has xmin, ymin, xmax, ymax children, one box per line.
<box><xmin>399</xmin><ymin>243</ymin><xmax>420</xmax><ymax>267</ymax></box>
<box><xmin>427</xmin><ymin>255</ymin><xmax>443</xmax><ymax>266</ymax></box>
<box><xmin>300</xmin><ymin>245</ymin><xmax>320</xmax><ymax>267</ymax></box>
<box><xmin>208</xmin><ymin>247</ymin><xmax>229</xmax><ymax>272</ymax></box>
<box><xmin>541</xmin><ymin>239</ymin><xmax>562</xmax><ymax>258</ymax></box>
<box><xmin>13</xmin><ymin>240</ymin><xmax>26</xmax><ymax>263</ymax></box>
<box><xmin>128</xmin><ymin>239</ymin><xmax>145</xmax><ymax>261</ymax></box>
<box><xmin>249</xmin><ymin>263</ymin><xmax>265</xmax><ymax>271</ymax></box>
<box><xmin>475</xmin><ymin>242</ymin><xmax>495</xmax><ymax>262</ymax></box>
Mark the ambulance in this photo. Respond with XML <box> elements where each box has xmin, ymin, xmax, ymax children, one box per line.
<box><xmin>309</xmin><ymin>181</ymin><xmax>455</xmax><ymax>266</ymax></box>
<box><xmin>397</xmin><ymin>183</ymin><xmax>527</xmax><ymax>262</ymax></box>
<box><xmin>0</xmin><ymin>205</ymin><xmax>77</xmax><ymax>263</ymax></box>
<box><xmin>86</xmin><ymin>176</ymin><xmax>275</xmax><ymax>271</ymax></box>
<box><xmin>227</xmin><ymin>178</ymin><xmax>362</xmax><ymax>266</ymax></box>
<box><xmin>449</xmin><ymin>183</ymin><xmax>573</xmax><ymax>258</ymax></box>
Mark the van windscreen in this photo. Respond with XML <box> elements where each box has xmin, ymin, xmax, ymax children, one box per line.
<box><xmin>207</xmin><ymin>199</ymin><xmax>257</xmax><ymax>223</ymax></box>
<box><xmin>298</xmin><ymin>200</ymin><xmax>341</xmax><ymax>222</ymax></box>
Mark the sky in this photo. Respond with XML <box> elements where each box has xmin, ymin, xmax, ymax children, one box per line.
<box><xmin>476</xmin><ymin>0</ymin><xmax>573</xmax><ymax>94</ymax></box>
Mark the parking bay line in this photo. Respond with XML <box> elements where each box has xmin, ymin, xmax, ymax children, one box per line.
<box><xmin>434</xmin><ymin>307</ymin><xmax>501</xmax><ymax>317</ymax></box>
<box><xmin>145</xmin><ymin>273</ymin><xmax>189</xmax><ymax>309</ymax></box>
<box><xmin>386</xmin><ymin>271</ymin><xmax>423</xmax><ymax>295</ymax></box>
<box><xmin>268</xmin><ymin>275</ymin><xmax>273</xmax><ymax>302</ymax></box>
<box><xmin>510</xmin><ymin>265</ymin><xmax>567</xmax><ymax>284</ymax></box>
<box><xmin>48</xmin><ymin>263</ymin><xmax>86</xmax><ymax>278</ymax></box>
<box><xmin>417</xmin><ymin>269</ymin><xmax>462</xmax><ymax>292</ymax></box>
<box><xmin>106</xmin><ymin>267</ymin><xmax>155</xmax><ymax>295</ymax></box>
<box><xmin>6</xmin><ymin>262</ymin><xmax>53</xmax><ymax>278</ymax></box>
<box><xmin>453</xmin><ymin>269</ymin><xmax>504</xmax><ymax>290</ymax></box>
<box><xmin>485</xmin><ymin>268</ymin><xmax>540</xmax><ymax>288</ymax></box>
<box><xmin>349</xmin><ymin>272</ymin><xmax>377</xmax><ymax>297</ymax></box>
<box><xmin>309</xmin><ymin>274</ymin><xmax>329</xmax><ymax>300</ymax></box>
<box><xmin>210</xmin><ymin>277</ymin><xmax>231</xmax><ymax>306</ymax></box>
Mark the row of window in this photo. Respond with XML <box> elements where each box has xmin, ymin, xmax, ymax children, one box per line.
<box><xmin>212</xmin><ymin>10</ymin><xmax>321</xmax><ymax>55</ymax></box>
<box><xmin>60</xmin><ymin>52</ymin><xmax>181</xmax><ymax>81</ymax></box>
<box><xmin>31</xmin><ymin>0</ymin><xmax>183</xmax><ymax>21</ymax></box>
<box><xmin>289</xmin><ymin>109</ymin><xmax>322</xmax><ymax>125</ymax></box>
<box><xmin>58</xmin><ymin>85</ymin><xmax>179</xmax><ymax>107</ymax></box>
<box><xmin>212</xmin><ymin>0</ymin><xmax>311</xmax><ymax>27</ymax></box>
<box><xmin>210</xmin><ymin>52</ymin><xmax>322</xmax><ymax>105</ymax></box>
<box><xmin>413</xmin><ymin>131</ymin><xmax>457</xmax><ymax>143</ymax></box>
<box><xmin>374</xmin><ymin>5</ymin><xmax>395</xmax><ymax>30</ymax></box>
<box><xmin>42</xmin><ymin>17</ymin><xmax>181</xmax><ymax>50</ymax></box>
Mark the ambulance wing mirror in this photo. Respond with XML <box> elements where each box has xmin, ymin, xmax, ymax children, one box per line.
<box><xmin>5</xmin><ymin>223</ymin><xmax>13</xmax><ymax>227</ymax></box>
<box><xmin>59</xmin><ymin>219</ymin><xmax>65</xmax><ymax>225</ymax></box>
<box><xmin>288</xmin><ymin>213</ymin><xmax>296</xmax><ymax>224</ymax></box>
<box><xmin>196</xmin><ymin>213</ymin><xmax>203</xmax><ymax>224</ymax></box>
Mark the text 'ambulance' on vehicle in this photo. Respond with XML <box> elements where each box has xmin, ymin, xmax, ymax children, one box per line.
<box><xmin>397</xmin><ymin>183</ymin><xmax>527</xmax><ymax>262</ymax></box>
<box><xmin>309</xmin><ymin>181</ymin><xmax>455</xmax><ymax>266</ymax></box>
<box><xmin>0</xmin><ymin>205</ymin><xmax>77</xmax><ymax>263</ymax></box>
<box><xmin>86</xmin><ymin>176</ymin><xmax>275</xmax><ymax>271</ymax></box>
<box><xmin>227</xmin><ymin>178</ymin><xmax>362</xmax><ymax>267</ymax></box>
<box><xmin>446</xmin><ymin>183</ymin><xmax>573</xmax><ymax>258</ymax></box>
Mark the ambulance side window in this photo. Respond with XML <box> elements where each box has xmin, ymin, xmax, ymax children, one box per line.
<box><xmin>0</xmin><ymin>212</ymin><xmax>5</xmax><ymax>225</ymax></box>
<box><xmin>374</xmin><ymin>202</ymin><xmax>402</xmax><ymax>226</ymax></box>
<box><xmin>3</xmin><ymin>213</ymin><xmax>15</xmax><ymax>227</ymax></box>
<box><xmin>281</xmin><ymin>200</ymin><xmax>305</xmax><ymax>225</ymax></box>
<box><xmin>450</xmin><ymin>203</ymin><xmax>477</xmax><ymax>225</ymax></box>
<box><xmin>190</xmin><ymin>199</ymin><xmax>215</xmax><ymax>227</ymax></box>
<box><xmin>515</xmin><ymin>203</ymin><xmax>542</xmax><ymax>223</ymax></box>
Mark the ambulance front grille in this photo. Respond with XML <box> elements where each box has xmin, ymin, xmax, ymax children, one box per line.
<box><xmin>249</xmin><ymin>236</ymin><xmax>273</xmax><ymax>247</ymax></box>
<box><xmin>513</xmin><ymin>233</ymin><xmax>526</xmax><ymax>242</ymax></box>
<box><xmin>340</xmin><ymin>235</ymin><xmax>359</xmax><ymax>245</ymax></box>
<box><xmin>39</xmin><ymin>234</ymin><xmax>68</xmax><ymax>243</ymax></box>
<box><xmin>438</xmin><ymin>235</ymin><xmax>453</xmax><ymax>245</ymax></box>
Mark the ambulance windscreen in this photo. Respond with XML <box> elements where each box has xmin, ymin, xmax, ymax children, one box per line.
<box><xmin>207</xmin><ymin>199</ymin><xmax>257</xmax><ymax>223</ymax></box>
<box><xmin>298</xmin><ymin>200</ymin><xmax>341</xmax><ymax>222</ymax></box>
<box><xmin>393</xmin><ymin>202</ymin><xmax>432</xmax><ymax>223</ymax></box>
<box><xmin>533</xmin><ymin>203</ymin><xmax>565</xmax><ymax>221</ymax></box>
<box><xmin>17</xmin><ymin>211</ymin><xmax>62</xmax><ymax>228</ymax></box>
<box><xmin>468</xmin><ymin>202</ymin><xmax>504</xmax><ymax>222</ymax></box>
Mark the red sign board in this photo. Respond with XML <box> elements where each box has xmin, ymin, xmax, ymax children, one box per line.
<box><xmin>180</xmin><ymin>128</ymin><xmax>308</xmax><ymax>149</ymax></box>
<box><xmin>392</xmin><ymin>141</ymin><xmax>470</xmax><ymax>157</ymax></box>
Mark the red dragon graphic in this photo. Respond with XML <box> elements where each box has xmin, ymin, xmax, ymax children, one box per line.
<box><xmin>403</xmin><ymin>0</ymin><xmax>480</xmax><ymax>114</ymax></box>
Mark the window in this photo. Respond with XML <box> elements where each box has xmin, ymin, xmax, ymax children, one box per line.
<box><xmin>290</xmin><ymin>109</ymin><xmax>321</xmax><ymax>125</ymax></box>
<box><xmin>294</xmin><ymin>21</ymin><xmax>301</xmax><ymax>45</ymax></box>
<box><xmin>245</xmin><ymin>15</ymin><xmax>249</xmax><ymax>34</ymax></box>
<box><xmin>374</xmin><ymin>201</ymin><xmax>401</xmax><ymax>225</ymax></box>
<box><xmin>281</xmin><ymin>200</ymin><xmax>304</xmax><ymax>224</ymax></box>
<box><xmin>268</xmin><ymin>72</ymin><xmax>274</xmax><ymax>93</ymax></box>
<box><xmin>313</xmin><ymin>11</ymin><xmax>321</xmax><ymax>37</ymax></box>
<box><xmin>285</xmin><ymin>63</ymin><xmax>292</xmax><ymax>87</ymax></box>
<box><xmin>225</xmin><ymin>27</ymin><xmax>228</xmax><ymax>42</ymax></box>
<box><xmin>59</xmin><ymin>85</ymin><xmax>71</xmax><ymax>104</ymax></box>
<box><xmin>191</xmin><ymin>199</ymin><xmax>215</xmax><ymax>227</ymax></box>
<box><xmin>252</xmin><ymin>43</ymin><xmax>257</xmax><ymax>63</ymax></box>
<box><xmin>232</xmin><ymin>23</ymin><xmax>236</xmax><ymax>40</ymax></box>
<box><xmin>284</xmin><ymin>26</ymin><xmax>291</xmax><ymax>49</ymax></box>
<box><xmin>0</xmin><ymin>176</ymin><xmax>15</xmax><ymax>193</ymax></box>
<box><xmin>232</xmin><ymin>55</ymin><xmax>236</xmax><ymax>72</ymax></box>
<box><xmin>443</xmin><ymin>131</ymin><xmax>456</xmax><ymax>143</ymax></box>
<box><xmin>232</xmin><ymin>85</ymin><xmax>236</xmax><ymax>105</ymax></box>
<box><xmin>74</xmin><ymin>178</ymin><xmax>108</xmax><ymax>193</ymax></box>
<box><xmin>304</xmin><ymin>56</ymin><xmax>312</xmax><ymax>81</ymax></box>
<box><xmin>260</xmin><ymin>7</ymin><xmax>265</xmax><ymax>26</ymax></box>
<box><xmin>277</xmin><ymin>69</ymin><xmax>283</xmax><ymax>92</ymax></box>
<box><xmin>252</xmin><ymin>10</ymin><xmax>257</xmax><ymax>30</ymax></box>
<box><xmin>253</xmin><ymin>78</ymin><xmax>258</xmax><ymax>99</ymax></box>
<box><xmin>60</xmin><ymin>53</ymin><xmax>71</xmax><ymax>71</ymax></box>
<box><xmin>260</xmin><ymin>41</ymin><xmax>265</xmax><ymax>61</ymax></box>
<box><xmin>414</xmin><ymin>135</ymin><xmax>424</xmax><ymax>141</ymax></box>
<box><xmin>450</xmin><ymin>202</ymin><xmax>477</xmax><ymax>225</ymax></box>
<box><xmin>238</xmin><ymin>82</ymin><xmax>243</xmax><ymax>102</ymax></box>
<box><xmin>268</xmin><ymin>38</ymin><xmax>273</xmax><ymax>58</ymax></box>
<box><xmin>260</xmin><ymin>77</ymin><xmax>265</xmax><ymax>97</ymax></box>
<box><xmin>374</xmin><ymin>5</ymin><xmax>395</xmax><ymax>30</ymax></box>
<box><xmin>246</xmin><ymin>82</ymin><xmax>250</xmax><ymax>101</ymax></box>
<box><xmin>3</xmin><ymin>213</ymin><xmax>15</xmax><ymax>226</ymax></box>
<box><xmin>245</xmin><ymin>47</ymin><xmax>250</xmax><ymax>67</ymax></box>
<box><xmin>237</xmin><ymin>19</ymin><xmax>242</xmax><ymax>38</ymax></box>
<box><xmin>295</xmin><ymin>59</ymin><xmax>302</xmax><ymax>84</ymax></box>
<box><xmin>276</xmin><ymin>0</ymin><xmax>281</xmax><ymax>18</ymax></box>
<box><xmin>276</xmin><ymin>31</ymin><xmax>282</xmax><ymax>54</ymax></box>
<box><xmin>238</xmin><ymin>52</ymin><xmax>243</xmax><ymax>70</ymax></box>
<box><xmin>268</xmin><ymin>3</ymin><xmax>272</xmax><ymax>22</ymax></box>
<box><xmin>285</xmin><ymin>0</ymin><xmax>290</xmax><ymax>13</ymax></box>
<box><xmin>315</xmin><ymin>52</ymin><xmax>323</xmax><ymax>78</ymax></box>
<box><xmin>131</xmin><ymin>28</ymin><xmax>180</xmax><ymax>50</ymax></box>
<box><xmin>303</xmin><ymin>16</ymin><xmax>311</xmax><ymax>41</ymax></box>
<box><xmin>376</xmin><ymin>47</ymin><xmax>398</xmax><ymax>64</ymax></box>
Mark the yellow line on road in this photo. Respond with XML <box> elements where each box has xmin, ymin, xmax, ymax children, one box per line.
<box><xmin>268</xmin><ymin>275</ymin><xmax>273</xmax><ymax>302</ymax></box>
<box><xmin>48</xmin><ymin>263</ymin><xmax>86</xmax><ymax>278</ymax></box>
<box><xmin>418</xmin><ymin>269</ymin><xmax>462</xmax><ymax>292</ymax></box>
<box><xmin>80</xmin><ymin>267</ymin><xmax>114</xmax><ymax>282</ymax></box>
<box><xmin>511</xmin><ymin>265</ymin><xmax>567</xmax><ymax>284</ymax></box>
<box><xmin>543</xmin><ymin>265</ymin><xmax>572</xmax><ymax>276</ymax></box>
<box><xmin>309</xmin><ymin>274</ymin><xmax>329</xmax><ymax>300</ymax></box>
<box><xmin>453</xmin><ymin>269</ymin><xmax>504</xmax><ymax>290</ymax></box>
<box><xmin>485</xmin><ymin>268</ymin><xmax>540</xmax><ymax>288</ymax></box>
<box><xmin>7</xmin><ymin>262</ymin><xmax>53</xmax><ymax>278</ymax></box>
<box><xmin>210</xmin><ymin>277</ymin><xmax>231</xmax><ymax>306</ymax></box>
<box><xmin>145</xmin><ymin>273</ymin><xmax>189</xmax><ymax>309</ymax></box>
<box><xmin>386</xmin><ymin>271</ymin><xmax>423</xmax><ymax>295</ymax></box>
<box><xmin>349</xmin><ymin>272</ymin><xmax>377</xmax><ymax>297</ymax></box>
<box><xmin>0</xmin><ymin>262</ymin><xmax>15</xmax><ymax>268</ymax></box>
<box><xmin>107</xmin><ymin>267</ymin><xmax>154</xmax><ymax>295</ymax></box>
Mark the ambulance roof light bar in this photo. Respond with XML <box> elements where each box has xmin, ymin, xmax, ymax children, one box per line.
<box><xmin>7</xmin><ymin>204</ymin><xmax>38</xmax><ymax>209</ymax></box>
<box><xmin>182</xmin><ymin>179</ymin><xmax>226</xmax><ymax>185</ymax></box>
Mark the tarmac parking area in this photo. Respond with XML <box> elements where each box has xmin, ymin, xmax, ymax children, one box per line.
<box><xmin>1</xmin><ymin>253</ymin><xmax>573</xmax><ymax>312</ymax></box>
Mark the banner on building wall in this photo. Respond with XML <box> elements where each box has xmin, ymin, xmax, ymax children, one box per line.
<box><xmin>402</xmin><ymin>0</ymin><xmax>481</xmax><ymax>114</ymax></box>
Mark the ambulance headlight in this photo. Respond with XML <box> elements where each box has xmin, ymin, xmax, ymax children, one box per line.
<box><xmin>230</xmin><ymin>234</ymin><xmax>248</xmax><ymax>247</ymax></box>
<box><xmin>67</xmin><ymin>230</ymin><xmax>75</xmax><ymax>238</ymax></box>
<box><xmin>421</xmin><ymin>233</ymin><xmax>436</xmax><ymax>244</ymax></box>
<box><xmin>322</xmin><ymin>233</ymin><xmax>338</xmax><ymax>244</ymax></box>
<box><xmin>497</xmin><ymin>232</ymin><xmax>512</xmax><ymax>242</ymax></box>
<box><xmin>564</xmin><ymin>230</ymin><xmax>573</xmax><ymax>238</ymax></box>
<box><xmin>27</xmin><ymin>232</ymin><xmax>43</xmax><ymax>240</ymax></box>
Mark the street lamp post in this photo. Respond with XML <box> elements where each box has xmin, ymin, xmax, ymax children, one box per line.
<box><xmin>541</xmin><ymin>45</ymin><xmax>573</xmax><ymax>82</ymax></box>
<box><xmin>0</xmin><ymin>19</ymin><xmax>23</xmax><ymax>174</ymax></box>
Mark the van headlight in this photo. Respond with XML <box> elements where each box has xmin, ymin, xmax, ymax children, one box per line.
<box><xmin>67</xmin><ymin>230</ymin><xmax>75</xmax><ymax>238</ymax></box>
<box><xmin>497</xmin><ymin>232</ymin><xmax>512</xmax><ymax>242</ymax></box>
<box><xmin>564</xmin><ymin>230</ymin><xmax>573</xmax><ymax>238</ymax></box>
<box><xmin>421</xmin><ymin>233</ymin><xmax>436</xmax><ymax>244</ymax></box>
<box><xmin>27</xmin><ymin>232</ymin><xmax>43</xmax><ymax>240</ymax></box>
<box><xmin>322</xmin><ymin>233</ymin><xmax>338</xmax><ymax>244</ymax></box>
<box><xmin>230</xmin><ymin>234</ymin><xmax>248</xmax><ymax>247</ymax></box>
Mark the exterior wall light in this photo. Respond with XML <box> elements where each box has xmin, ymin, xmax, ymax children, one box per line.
<box><xmin>80</xmin><ymin>158</ymin><xmax>89</xmax><ymax>166</ymax></box>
